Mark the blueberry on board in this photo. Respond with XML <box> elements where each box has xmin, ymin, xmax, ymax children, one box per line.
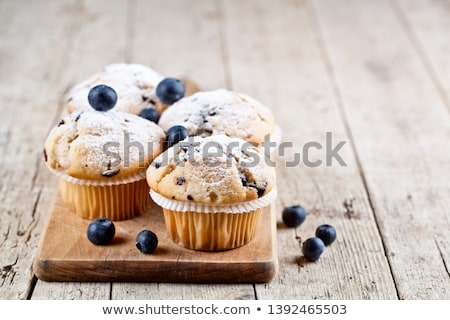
<box><xmin>282</xmin><ymin>205</ymin><xmax>307</xmax><ymax>227</ymax></box>
<box><xmin>156</xmin><ymin>78</ymin><xmax>185</xmax><ymax>105</ymax></box>
<box><xmin>136</xmin><ymin>230</ymin><xmax>158</xmax><ymax>254</ymax></box>
<box><xmin>302</xmin><ymin>237</ymin><xmax>325</xmax><ymax>262</ymax></box>
<box><xmin>87</xmin><ymin>218</ymin><xmax>115</xmax><ymax>245</ymax></box>
<box><xmin>88</xmin><ymin>84</ymin><xmax>118</xmax><ymax>111</ymax></box>
<box><xmin>166</xmin><ymin>125</ymin><xmax>189</xmax><ymax>147</ymax></box>
<box><xmin>138</xmin><ymin>107</ymin><xmax>159</xmax><ymax>123</ymax></box>
<box><xmin>315</xmin><ymin>224</ymin><xmax>337</xmax><ymax>246</ymax></box>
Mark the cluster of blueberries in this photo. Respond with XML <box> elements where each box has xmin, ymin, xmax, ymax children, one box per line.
<box><xmin>87</xmin><ymin>218</ymin><xmax>158</xmax><ymax>254</ymax></box>
<box><xmin>88</xmin><ymin>82</ymin><xmax>337</xmax><ymax>259</ymax></box>
<box><xmin>85</xmin><ymin>78</ymin><xmax>189</xmax><ymax>254</ymax></box>
<box><xmin>88</xmin><ymin>77</ymin><xmax>189</xmax><ymax>148</ymax></box>
<box><xmin>282</xmin><ymin>205</ymin><xmax>337</xmax><ymax>261</ymax></box>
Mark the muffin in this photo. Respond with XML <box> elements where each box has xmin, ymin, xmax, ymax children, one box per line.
<box><xmin>157</xmin><ymin>89</ymin><xmax>280</xmax><ymax>147</ymax></box>
<box><xmin>44</xmin><ymin>108</ymin><xmax>165</xmax><ymax>220</ymax></box>
<box><xmin>146</xmin><ymin>134</ymin><xmax>277</xmax><ymax>251</ymax></box>
<box><xmin>65</xmin><ymin>63</ymin><xmax>201</xmax><ymax>116</ymax></box>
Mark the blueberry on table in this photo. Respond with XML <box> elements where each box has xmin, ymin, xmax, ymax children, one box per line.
<box><xmin>315</xmin><ymin>224</ymin><xmax>337</xmax><ymax>246</ymax></box>
<box><xmin>138</xmin><ymin>107</ymin><xmax>159</xmax><ymax>123</ymax></box>
<box><xmin>136</xmin><ymin>230</ymin><xmax>158</xmax><ymax>254</ymax></box>
<box><xmin>88</xmin><ymin>84</ymin><xmax>118</xmax><ymax>111</ymax></box>
<box><xmin>166</xmin><ymin>125</ymin><xmax>189</xmax><ymax>147</ymax></box>
<box><xmin>156</xmin><ymin>78</ymin><xmax>185</xmax><ymax>105</ymax></box>
<box><xmin>282</xmin><ymin>205</ymin><xmax>307</xmax><ymax>228</ymax></box>
<box><xmin>302</xmin><ymin>237</ymin><xmax>325</xmax><ymax>262</ymax></box>
<box><xmin>87</xmin><ymin>218</ymin><xmax>115</xmax><ymax>245</ymax></box>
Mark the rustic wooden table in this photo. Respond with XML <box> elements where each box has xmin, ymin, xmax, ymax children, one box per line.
<box><xmin>1</xmin><ymin>0</ymin><xmax>449</xmax><ymax>300</ymax></box>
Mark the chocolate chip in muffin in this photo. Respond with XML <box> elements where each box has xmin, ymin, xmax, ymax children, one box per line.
<box><xmin>102</xmin><ymin>168</ymin><xmax>120</xmax><ymax>177</ymax></box>
<box><xmin>246</xmin><ymin>181</ymin><xmax>267</xmax><ymax>197</ymax></box>
<box><xmin>187</xmin><ymin>195</ymin><xmax>194</xmax><ymax>201</ymax></box>
<box><xmin>58</xmin><ymin>119</ymin><xmax>65</xmax><ymax>127</ymax></box>
<box><xmin>75</xmin><ymin>111</ymin><xmax>84</xmax><ymax>122</ymax></box>
<box><xmin>154</xmin><ymin>161</ymin><xmax>161</xmax><ymax>169</ymax></box>
<box><xmin>176</xmin><ymin>176</ymin><xmax>185</xmax><ymax>185</ymax></box>
<box><xmin>43</xmin><ymin>148</ymin><xmax>48</xmax><ymax>162</ymax></box>
<box><xmin>239</xmin><ymin>170</ymin><xmax>267</xmax><ymax>197</ymax></box>
<box><xmin>256</xmin><ymin>181</ymin><xmax>268</xmax><ymax>197</ymax></box>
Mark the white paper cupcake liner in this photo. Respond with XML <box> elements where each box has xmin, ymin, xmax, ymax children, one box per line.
<box><xmin>150</xmin><ymin>187</ymin><xmax>277</xmax><ymax>214</ymax></box>
<box><xmin>46</xmin><ymin>163</ymin><xmax>147</xmax><ymax>186</ymax></box>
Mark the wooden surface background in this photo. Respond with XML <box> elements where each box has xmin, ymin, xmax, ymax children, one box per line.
<box><xmin>0</xmin><ymin>0</ymin><xmax>449</xmax><ymax>300</ymax></box>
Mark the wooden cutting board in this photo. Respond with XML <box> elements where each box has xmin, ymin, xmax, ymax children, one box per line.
<box><xmin>33</xmin><ymin>189</ymin><xmax>278</xmax><ymax>283</ymax></box>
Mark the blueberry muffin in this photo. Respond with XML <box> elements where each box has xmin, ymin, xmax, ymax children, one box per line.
<box><xmin>147</xmin><ymin>134</ymin><xmax>277</xmax><ymax>251</ymax></box>
<box><xmin>157</xmin><ymin>89</ymin><xmax>278</xmax><ymax>146</ymax></box>
<box><xmin>44</xmin><ymin>107</ymin><xmax>165</xmax><ymax>220</ymax></box>
<box><xmin>65</xmin><ymin>63</ymin><xmax>166</xmax><ymax>115</ymax></box>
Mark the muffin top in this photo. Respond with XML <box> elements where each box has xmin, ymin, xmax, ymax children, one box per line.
<box><xmin>65</xmin><ymin>63</ymin><xmax>164</xmax><ymax>115</ymax></box>
<box><xmin>146</xmin><ymin>135</ymin><xmax>276</xmax><ymax>205</ymax></box>
<box><xmin>158</xmin><ymin>89</ymin><xmax>275</xmax><ymax>145</ymax></box>
<box><xmin>44</xmin><ymin>109</ymin><xmax>165</xmax><ymax>182</ymax></box>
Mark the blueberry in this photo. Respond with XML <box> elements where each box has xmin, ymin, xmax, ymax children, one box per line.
<box><xmin>156</xmin><ymin>78</ymin><xmax>185</xmax><ymax>105</ymax></box>
<box><xmin>136</xmin><ymin>230</ymin><xmax>158</xmax><ymax>254</ymax></box>
<box><xmin>315</xmin><ymin>224</ymin><xmax>337</xmax><ymax>246</ymax></box>
<box><xmin>138</xmin><ymin>107</ymin><xmax>159</xmax><ymax>123</ymax></box>
<box><xmin>88</xmin><ymin>84</ymin><xmax>117</xmax><ymax>111</ymax></box>
<box><xmin>302</xmin><ymin>237</ymin><xmax>325</xmax><ymax>262</ymax></box>
<box><xmin>282</xmin><ymin>205</ymin><xmax>307</xmax><ymax>228</ymax></box>
<box><xmin>87</xmin><ymin>218</ymin><xmax>115</xmax><ymax>245</ymax></box>
<box><xmin>166</xmin><ymin>125</ymin><xmax>189</xmax><ymax>147</ymax></box>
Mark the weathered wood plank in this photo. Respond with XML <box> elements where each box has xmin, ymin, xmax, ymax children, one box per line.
<box><xmin>110</xmin><ymin>0</ymin><xmax>256</xmax><ymax>299</ymax></box>
<box><xmin>130</xmin><ymin>0</ymin><xmax>226</xmax><ymax>91</ymax></box>
<box><xmin>393</xmin><ymin>0</ymin><xmax>450</xmax><ymax>112</ymax></box>
<box><xmin>312</xmin><ymin>0</ymin><xmax>450</xmax><ymax>299</ymax></box>
<box><xmin>0</xmin><ymin>0</ymin><xmax>83</xmax><ymax>299</ymax></box>
<box><xmin>222</xmin><ymin>0</ymin><xmax>397</xmax><ymax>299</ymax></box>
<box><xmin>112</xmin><ymin>283</ymin><xmax>256</xmax><ymax>300</ymax></box>
<box><xmin>21</xmin><ymin>1</ymin><xmax>127</xmax><ymax>299</ymax></box>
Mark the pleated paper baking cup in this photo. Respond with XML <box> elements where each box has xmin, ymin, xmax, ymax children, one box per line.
<box><xmin>150</xmin><ymin>187</ymin><xmax>276</xmax><ymax>251</ymax></box>
<box><xmin>59</xmin><ymin>177</ymin><xmax>151</xmax><ymax>220</ymax></box>
<box><xmin>150</xmin><ymin>187</ymin><xmax>277</xmax><ymax>214</ymax></box>
<box><xmin>163</xmin><ymin>208</ymin><xmax>262</xmax><ymax>251</ymax></box>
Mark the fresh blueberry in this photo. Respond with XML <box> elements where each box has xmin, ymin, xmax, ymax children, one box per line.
<box><xmin>315</xmin><ymin>224</ymin><xmax>337</xmax><ymax>246</ymax></box>
<box><xmin>138</xmin><ymin>107</ymin><xmax>159</xmax><ymax>123</ymax></box>
<box><xmin>136</xmin><ymin>230</ymin><xmax>158</xmax><ymax>254</ymax></box>
<box><xmin>87</xmin><ymin>218</ymin><xmax>115</xmax><ymax>245</ymax></box>
<box><xmin>282</xmin><ymin>205</ymin><xmax>307</xmax><ymax>228</ymax></box>
<box><xmin>302</xmin><ymin>237</ymin><xmax>325</xmax><ymax>262</ymax></box>
<box><xmin>166</xmin><ymin>125</ymin><xmax>189</xmax><ymax>147</ymax></box>
<box><xmin>88</xmin><ymin>84</ymin><xmax>117</xmax><ymax>111</ymax></box>
<box><xmin>156</xmin><ymin>78</ymin><xmax>185</xmax><ymax>105</ymax></box>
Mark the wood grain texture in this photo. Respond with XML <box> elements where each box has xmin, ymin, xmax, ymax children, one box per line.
<box><xmin>222</xmin><ymin>0</ymin><xmax>397</xmax><ymax>299</ymax></box>
<box><xmin>312</xmin><ymin>0</ymin><xmax>450</xmax><ymax>299</ymax></box>
<box><xmin>27</xmin><ymin>0</ymin><xmax>131</xmax><ymax>300</ymax></box>
<box><xmin>0</xmin><ymin>0</ymin><xmax>83</xmax><ymax>299</ymax></box>
<box><xmin>33</xmin><ymin>191</ymin><xmax>277</xmax><ymax>283</ymax></box>
<box><xmin>1</xmin><ymin>0</ymin><xmax>449</xmax><ymax>300</ymax></box>
<box><xmin>393</xmin><ymin>0</ymin><xmax>450</xmax><ymax>112</ymax></box>
<box><xmin>110</xmin><ymin>0</ymin><xmax>258</xmax><ymax>300</ymax></box>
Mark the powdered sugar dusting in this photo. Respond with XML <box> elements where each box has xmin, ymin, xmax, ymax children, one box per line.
<box><xmin>148</xmin><ymin>135</ymin><xmax>276</xmax><ymax>204</ymax></box>
<box><xmin>65</xmin><ymin>63</ymin><xmax>163</xmax><ymax>115</ymax></box>
<box><xmin>158</xmin><ymin>89</ymin><xmax>275</xmax><ymax>144</ymax></box>
<box><xmin>45</xmin><ymin>108</ymin><xmax>165</xmax><ymax>180</ymax></box>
